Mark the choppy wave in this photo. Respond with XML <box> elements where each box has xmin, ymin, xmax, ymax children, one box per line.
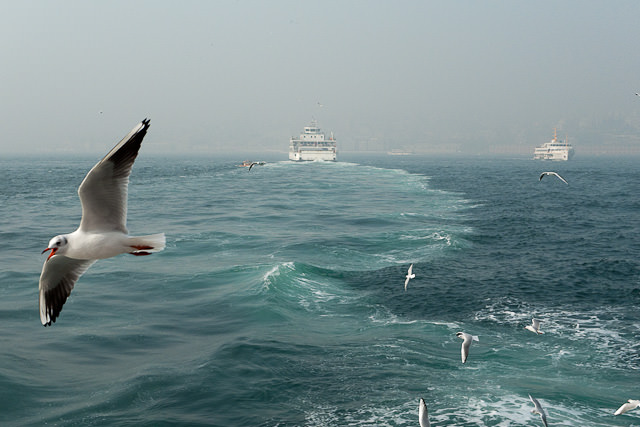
<box><xmin>472</xmin><ymin>296</ymin><xmax>640</xmax><ymax>372</ymax></box>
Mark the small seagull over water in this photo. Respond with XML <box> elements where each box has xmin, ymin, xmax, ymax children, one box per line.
<box><xmin>614</xmin><ymin>399</ymin><xmax>640</xmax><ymax>415</ymax></box>
<box><xmin>456</xmin><ymin>331</ymin><xmax>479</xmax><ymax>363</ymax></box>
<box><xmin>525</xmin><ymin>318</ymin><xmax>544</xmax><ymax>334</ymax></box>
<box><xmin>539</xmin><ymin>171</ymin><xmax>568</xmax><ymax>184</ymax></box>
<box><xmin>248</xmin><ymin>161</ymin><xmax>266</xmax><ymax>171</ymax></box>
<box><xmin>419</xmin><ymin>398</ymin><xmax>430</xmax><ymax>427</ymax></box>
<box><xmin>38</xmin><ymin>119</ymin><xmax>165</xmax><ymax>326</ymax></box>
<box><xmin>404</xmin><ymin>263</ymin><xmax>415</xmax><ymax>291</ymax></box>
<box><xmin>529</xmin><ymin>394</ymin><xmax>549</xmax><ymax>427</ymax></box>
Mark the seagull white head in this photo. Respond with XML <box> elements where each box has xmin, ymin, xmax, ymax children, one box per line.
<box><xmin>42</xmin><ymin>235</ymin><xmax>69</xmax><ymax>260</ymax></box>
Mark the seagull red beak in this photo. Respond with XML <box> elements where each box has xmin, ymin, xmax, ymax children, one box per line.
<box><xmin>42</xmin><ymin>247</ymin><xmax>57</xmax><ymax>260</ymax></box>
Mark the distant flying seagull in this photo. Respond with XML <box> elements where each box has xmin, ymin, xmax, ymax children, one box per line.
<box><xmin>614</xmin><ymin>399</ymin><xmax>640</xmax><ymax>415</ymax></box>
<box><xmin>39</xmin><ymin>119</ymin><xmax>165</xmax><ymax>326</ymax></box>
<box><xmin>539</xmin><ymin>171</ymin><xmax>568</xmax><ymax>184</ymax></box>
<box><xmin>419</xmin><ymin>398</ymin><xmax>430</xmax><ymax>427</ymax></box>
<box><xmin>525</xmin><ymin>318</ymin><xmax>544</xmax><ymax>334</ymax></box>
<box><xmin>404</xmin><ymin>263</ymin><xmax>415</xmax><ymax>291</ymax></box>
<box><xmin>248</xmin><ymin>161</ymin><xmax>266</xmax><ymax>171</ymax></box>
<box><xmin>456</xmin><ymin>332</ymin><xmax>479</xmax><ymax>363</ymax></box>
<box><xmin>529</xmin><ymin>395</ymin><xmax>549</xmax><ymax>427</ymax></box>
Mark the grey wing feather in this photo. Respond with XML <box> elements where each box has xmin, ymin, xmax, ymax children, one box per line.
<box><xmin>530</xmin><ymin>394</ymin><xmax>541</xmax><ymax>408</ymax></box>
<box><xmin>39</xmin><ymin>255</ymin><xmax>96</xmax><ymax>326</ymax></box>
<box><xmin>554</xmin><ymin>173</ymin><xmax>568</xmax><ymax>184</ymax></box>
<box><xmin>419</xmin><ymin>398</ymin><xmax>430</xmax><ymax>427</ymax></box>
<box><xmin>78</xmin><ymin>119</ymin><xmax>150</xmax><ymax>233</ymax></box>
<box><xmin>529</xmin><ymin>395</ymin><xmax>548</xmax><ymax>426</ymax></box>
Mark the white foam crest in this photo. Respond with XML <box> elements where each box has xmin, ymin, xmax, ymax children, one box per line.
<box><xmin>304</xmin><ymin>402</ymin><xmax>414</xmax><ymax>427</ymax></box>
<box><xmin>429</xmin><ymin>393</ymin><xmax>617</xmax><ymax>426</ymax></box>
<box><xmin>540</xmin><ymin>399</ymin><xmax>621</xmax><ymax>426</ymax></box>
<box><xmin>262</xmin><ymin>261</ymin><xmax>294</xmax><ymax>280</ymax></box>
<box><xmin>368</xmin><ymin>309</ymin><xmax>418</xmax><ymax>326</ymax></box>
<box><xmin>367</xmin><ymin>307</ymin><xmax>461</xmax><ymax>332</ymax></box>
<box><xmin>279</xmin><ymin>273</ymin><xmax>362</xmax><ymax>315</ymax></box>
<box><xmin>430</xmin><ymin>320</ymin><xmax>462</xmax><ymax>330</ymax></box>
<box><xmin>302</xmin><ymin>393</ymin><xmax>613</xmax><ymax>426</ymax></box>
<box><xmin>473</xmin><ymin>298</ymin><xmax>640</xmax><ymax>370</ymax></box>
<box><xmin>432</xmin><ymin>394</ymin><xmax>532</xmax><ymax>426</ymax></box>
<box><xmin>261</xmin><ymin>262</ymin><xmax>295</xmax><ymax>290</ymax></box>
<box><xmin>365</xmin><ymin>230</ymin><xmax>470</xmax><ymax>269</ymax></box>
<box><xmin>548</xmin><ymin>348</ymin><xmax>575</xmax><ymax>365</ymax></box>
<box><xmin>399</xmin><ymin>230</ymin><xmax>452</xmax><ymax>245</ymax></box>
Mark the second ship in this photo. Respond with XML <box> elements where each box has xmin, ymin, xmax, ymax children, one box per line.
<box><xmin>289</xmin><ymin>120</ymin><xmax>337</xmax><ymax>161</ymax></box>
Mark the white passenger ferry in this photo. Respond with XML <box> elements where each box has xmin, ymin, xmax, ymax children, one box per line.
<box><xmin>289</xmin><ymin>120</ymin><xmax>337</xmax><ymax>161</ymax></box>
<box><xmin>533</xmin><ymin>129</ymin><xmax>574</xmax><ymax>161</ymax></box>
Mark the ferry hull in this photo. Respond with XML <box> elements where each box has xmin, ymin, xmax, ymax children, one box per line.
<box><xmin>533</xmin><ymin>149</ymin><xmax>574</xmax><ymax>161</ymax></box>
<box><xmin>289</xmin><ymin>149</ymin><xmax>337</xmax><ymax>161</ymax></box>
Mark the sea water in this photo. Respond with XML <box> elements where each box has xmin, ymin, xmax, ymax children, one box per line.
<box><xmin>0</xmin><ymin>154</ymin><xmax>638</xmax><ymax>426</ymax></box>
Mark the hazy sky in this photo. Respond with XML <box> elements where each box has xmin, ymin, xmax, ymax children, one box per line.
<box><xmin>2</xmin><ymin>1</ymin><xmax>640</xmax><ymax>156</ymax></box>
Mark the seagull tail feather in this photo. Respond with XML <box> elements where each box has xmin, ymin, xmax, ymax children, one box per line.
<box><xmin>128</xmin><ymin>233</ymin><xmax>166</xmax><ymax>254</ymax></box>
